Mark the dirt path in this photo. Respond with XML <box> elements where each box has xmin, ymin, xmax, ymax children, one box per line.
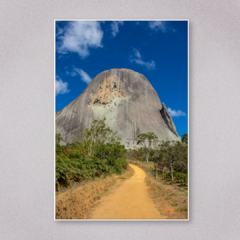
<box><xmin>90</xmin><ymin>164</ymin><xmax>166</xmax><ymax>219</ymax></box>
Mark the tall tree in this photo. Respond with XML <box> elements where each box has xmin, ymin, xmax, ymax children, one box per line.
<box><xmin>181</xmin><ymin>133</ymin><xmax>188</xmax><ymax>144</ymax></box>
<box><xmin>56</xmin><ymin>132</ymin><xmax>62</xmax><ymax>144</ymax></box>
<box><xmin>155</xmin><ymin>140</ymin><xmax>188</xmax><ymax>181</ymax></box>
<box><xmin>137</xmin><ymin>132</ymin><xmax>158</xmax><ymax>162</ymax></box>
<box><xmin>155</xmin><ymin>141</ymin><xmax>168</xmax><ymax>178</ymax></box>
<box><xmin>73</xmin><ymin>118</ymin><xmax>120</xmax><ymax>156</ymax></box>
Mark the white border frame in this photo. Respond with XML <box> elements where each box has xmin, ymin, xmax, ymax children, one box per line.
<box><xmin>54</xmin><ymin>19</ymin><xmax>189</xmax><ymax>221</ymax></box>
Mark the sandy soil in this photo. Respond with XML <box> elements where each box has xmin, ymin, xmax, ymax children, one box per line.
<box><xmin>89</xmin><ymin>164</ymin><xmax>167</xmax><ymax>219</ymax></box>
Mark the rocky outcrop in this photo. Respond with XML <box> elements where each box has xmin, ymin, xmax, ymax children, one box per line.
<box><xmin>160</xmin><ymin>103</ymin><xmax>179</xmax><ymax>138</ymax></box>
<box><xmin>56</xmin><ymin>68</ymin><xmax>180</xmax><ymax>147</ymax></box>
<box><xmin>89</xmin><ymin>76</ymin><xmax>129</xmax><ymax>106</ymax></box>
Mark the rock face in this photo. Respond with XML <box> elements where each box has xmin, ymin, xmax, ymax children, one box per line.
<box><xmin>160</xmin><ymin>103</ymin><xmax>179</xmax><ymax>138</ymax></box>
<box><xmin>56</xmin><ymin>68</ymin><xmax>181</xmax><ymax>147</ymax></box>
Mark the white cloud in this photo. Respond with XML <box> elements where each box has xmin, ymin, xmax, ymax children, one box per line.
<box><xmin>130</xmin><ymin>48</ymin><xmax>156</xmax><ymax>70</ymax></box>
<box><xmin>74</xmin><ymin>68</ymin><xmax>91</xmax><ymax>84</ymax></box>
<box><xmin>168</xmin><ymin>108</ymin><xmax>186</xmax><ymax>117</ymax></box>
<box><xmin>134</xmin><ymin>49</ymin><xmax>141</xmax><ymax>59</ymax></box>
<box><xmin>57</xmin><ymin>21</ymin><xmax>103</xmax><ymax>58</ymax></box>
<box><xmin>133</xmin><ymin>58</ymin><xmax>156</xmax><ymax>70</ymax></box>
<box><xmin>66</xmin><ymin>67</ymin><xmax>92</xmax><ymax>84</ymax></box>
<box><xmin>66</xmin><ymin>70</ymin><xmax>77</xmax><ymax>77</ymax></box>
<box><xmin>111</xmin><ymin>21</ymin><xmax>124</xmax><ymax>37</ymax></box>
<box><xmin>149</xmin><ymin>21</ymin><xmax>176</xmax><ymax>33</ymax></box>
<box><xmin>56</xmin><ymin>76</ymin><xmax>70</xmax><ymax>95</ymax></box>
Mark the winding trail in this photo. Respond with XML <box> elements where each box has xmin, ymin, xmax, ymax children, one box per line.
<box><xmin>90</xmin><ymin>164</ymin><xmax>166</xmax><ymax>219</ymax></box>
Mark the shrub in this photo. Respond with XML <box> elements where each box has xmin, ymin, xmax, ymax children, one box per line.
<box><xmin>163</xmin><ymin>171</ymin><xmax>187</xmax><ymax>184</ymax></box>
<box><xmin>164</xmin><ymin>172</ymin><xmax>172</xmax><ymax>181</ymax></box>
<box><xmin>174</xmin><ymin>172</ymin><xmax>188</xmax><ymax>184</ymax></box>
<box><xmin>55</xmin><ymin>156</ymin><xmax>83</xmax><ymax>186</ymax></box>
<box><xmin>55</xmin><ymin>122</ymin><xmax>129</xmax><ymax>190</ymax></box>
<box><xmin>175</xmin><ymin>207</ymin><xmax>187</xmax><ymax>212</ymax></box>
<box><xmin>68</xmin><ymin>149</ymin><xmax>83</xmax><ymax>158</ymax></box>
<box><xmin>55</xmin><ymin>148</ymin><xmax>128</xmax><ymax>189</ymax></box>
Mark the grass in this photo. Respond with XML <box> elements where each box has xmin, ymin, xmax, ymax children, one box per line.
<box><xmin>98</xmin><ymin>188</ymin><xmax>109</xmax><ymax>199</ymax></box>
<box><xmin>131</xmin><ymin>160</ymin><xmax>188</xmax><ymax>219</ymax></box>
<box><xmin>179</xmin><ymin>192</ymin><xmax>188</xmax><ymax>196</ymax></box>
<box><xmin>145</xmin><ymin>178</ymin><xmax>151</xmax><ymax>186</ymax></box>
<box><xmin>98</xmin><ymin>193</ymin><xmax>103</xmax><ymax>198</ymax></box>
<box><xmin>56</xmin><ymin>167</ymin><xmax>126</xmax><ymax>196</ymax></box>
<box><xmin>118</xmin><ymin>176</ymin><xmax>126</xmax><ymax>180</ymax></box>
<box><xmin>171</xmin><ymin>199</ymin><xmax>178</xmax><ymax>206</ymax></box>
<box><xmin>145</xmin><ymin>174</ymin><xmax>188</xmax><ymax>219</ymax></box>
<box><xmin>175</xmin><ymin>207</ymin><xmax>187</xmax><ymax>212</ymax></box>
<box><xmin>165</xmin><ymin>193</ymin><xmax>176</xmax><ymax>200</ymax></box>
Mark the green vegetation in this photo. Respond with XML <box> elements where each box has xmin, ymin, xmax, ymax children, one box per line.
<box><xmin>136</xmin><ymin>132</ymin><xmax>158</xmax><ymax>162</ymax></box>
<box><xmin>171</xmin><ymin>199</ymin><xmax>178</xmax><ymax>206</ymax></box>
<box><xmin>175</xmin><ymin>207</ymin><xmax>187</xmax><ymax>212</ymax></box>
<box><xmin>56</xmin><ymin>117</ymin><xmax>188</xmax><ymax>190</ymax></box>
<box><xmin>181</xmin><ymin>133</ymin><xmax>188</xmax><ymax>144</ymax></box>
<box><xmin>56</xmin><ymin>118</ymin><xmax>127</xmax><ymax>190</ymax></box>
<box><xmin>128</xmin><ymin>133</ymin><xmax>188</xmax><ymax>185</ymax></box>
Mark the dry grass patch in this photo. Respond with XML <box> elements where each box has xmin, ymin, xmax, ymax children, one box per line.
<box><xmin>146</xmin><ymin>177</ymin><xmax>188</xmax><ymax>219</ymax></box>
<box><xmin>55</xmin><ymin>165</ymin><xmax>134</xmax><ymax>220</ymax></box>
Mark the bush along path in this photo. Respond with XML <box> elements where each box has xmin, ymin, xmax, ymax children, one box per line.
<box><xmin>56</xmin><ymin>165</ymin><xmax>134</xmax><ymax>219</ymax></box>
<box><xmin>56</xmin><ymin>118</ymin><xmax>128</xmax><ymax>192</ymax></box>
<box><xmin>55</xmin><ymin>118</ymin><xmax>188</xmax><ymax>219</ymax></box>
<box><xmin>128</xmin><ymin>160</ymin><xmax>188</xmax><ymax>219</ymax></box>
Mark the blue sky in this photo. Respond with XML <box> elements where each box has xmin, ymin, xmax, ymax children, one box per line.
<box><xmin>55</xmin><ymin>20</ymin><xmax>188</xmax><ymax>137</ymax></box>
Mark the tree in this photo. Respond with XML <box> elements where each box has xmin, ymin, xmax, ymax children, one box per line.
<box><xmin>56</xmin><ymin>132</ymin><xmax>61</xmax><ymax>144</ymax></box>
<box><xmin>182</xmin><ymin>133</ymin><xmax>188</xmax><ymax>144</ymax></box>
<box><xmin>168</xmin><ymin>141</ymin><xmax>181</xmax><ymax>181</ymax></box>
<box><xmin>55</xmin><ymin>132</ymin><xmax>66</xmax><ymax>155</ymax></box>
<box><xmin>154</xmin><ymin>140</ymin><xmax>170</xmax><ymax>179</ymax></box>
<box><xmin>155</xmin><ymin>140</ymin><xmax>188</xmax><ymax>181</ymax></box>
<box><xmin>73</xmin><ymin>118</ymin><xmax>121</xmax><ymax>156</ymax></box>
<box><xmin>137</xmin><ymin>132</ymin><xmax>158</xmax><ymax>162</ymax></box>
<box><xmin>175</xmin><ymin>140</ymin><xmax>188</xmax><ymax>171</ymax></box>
